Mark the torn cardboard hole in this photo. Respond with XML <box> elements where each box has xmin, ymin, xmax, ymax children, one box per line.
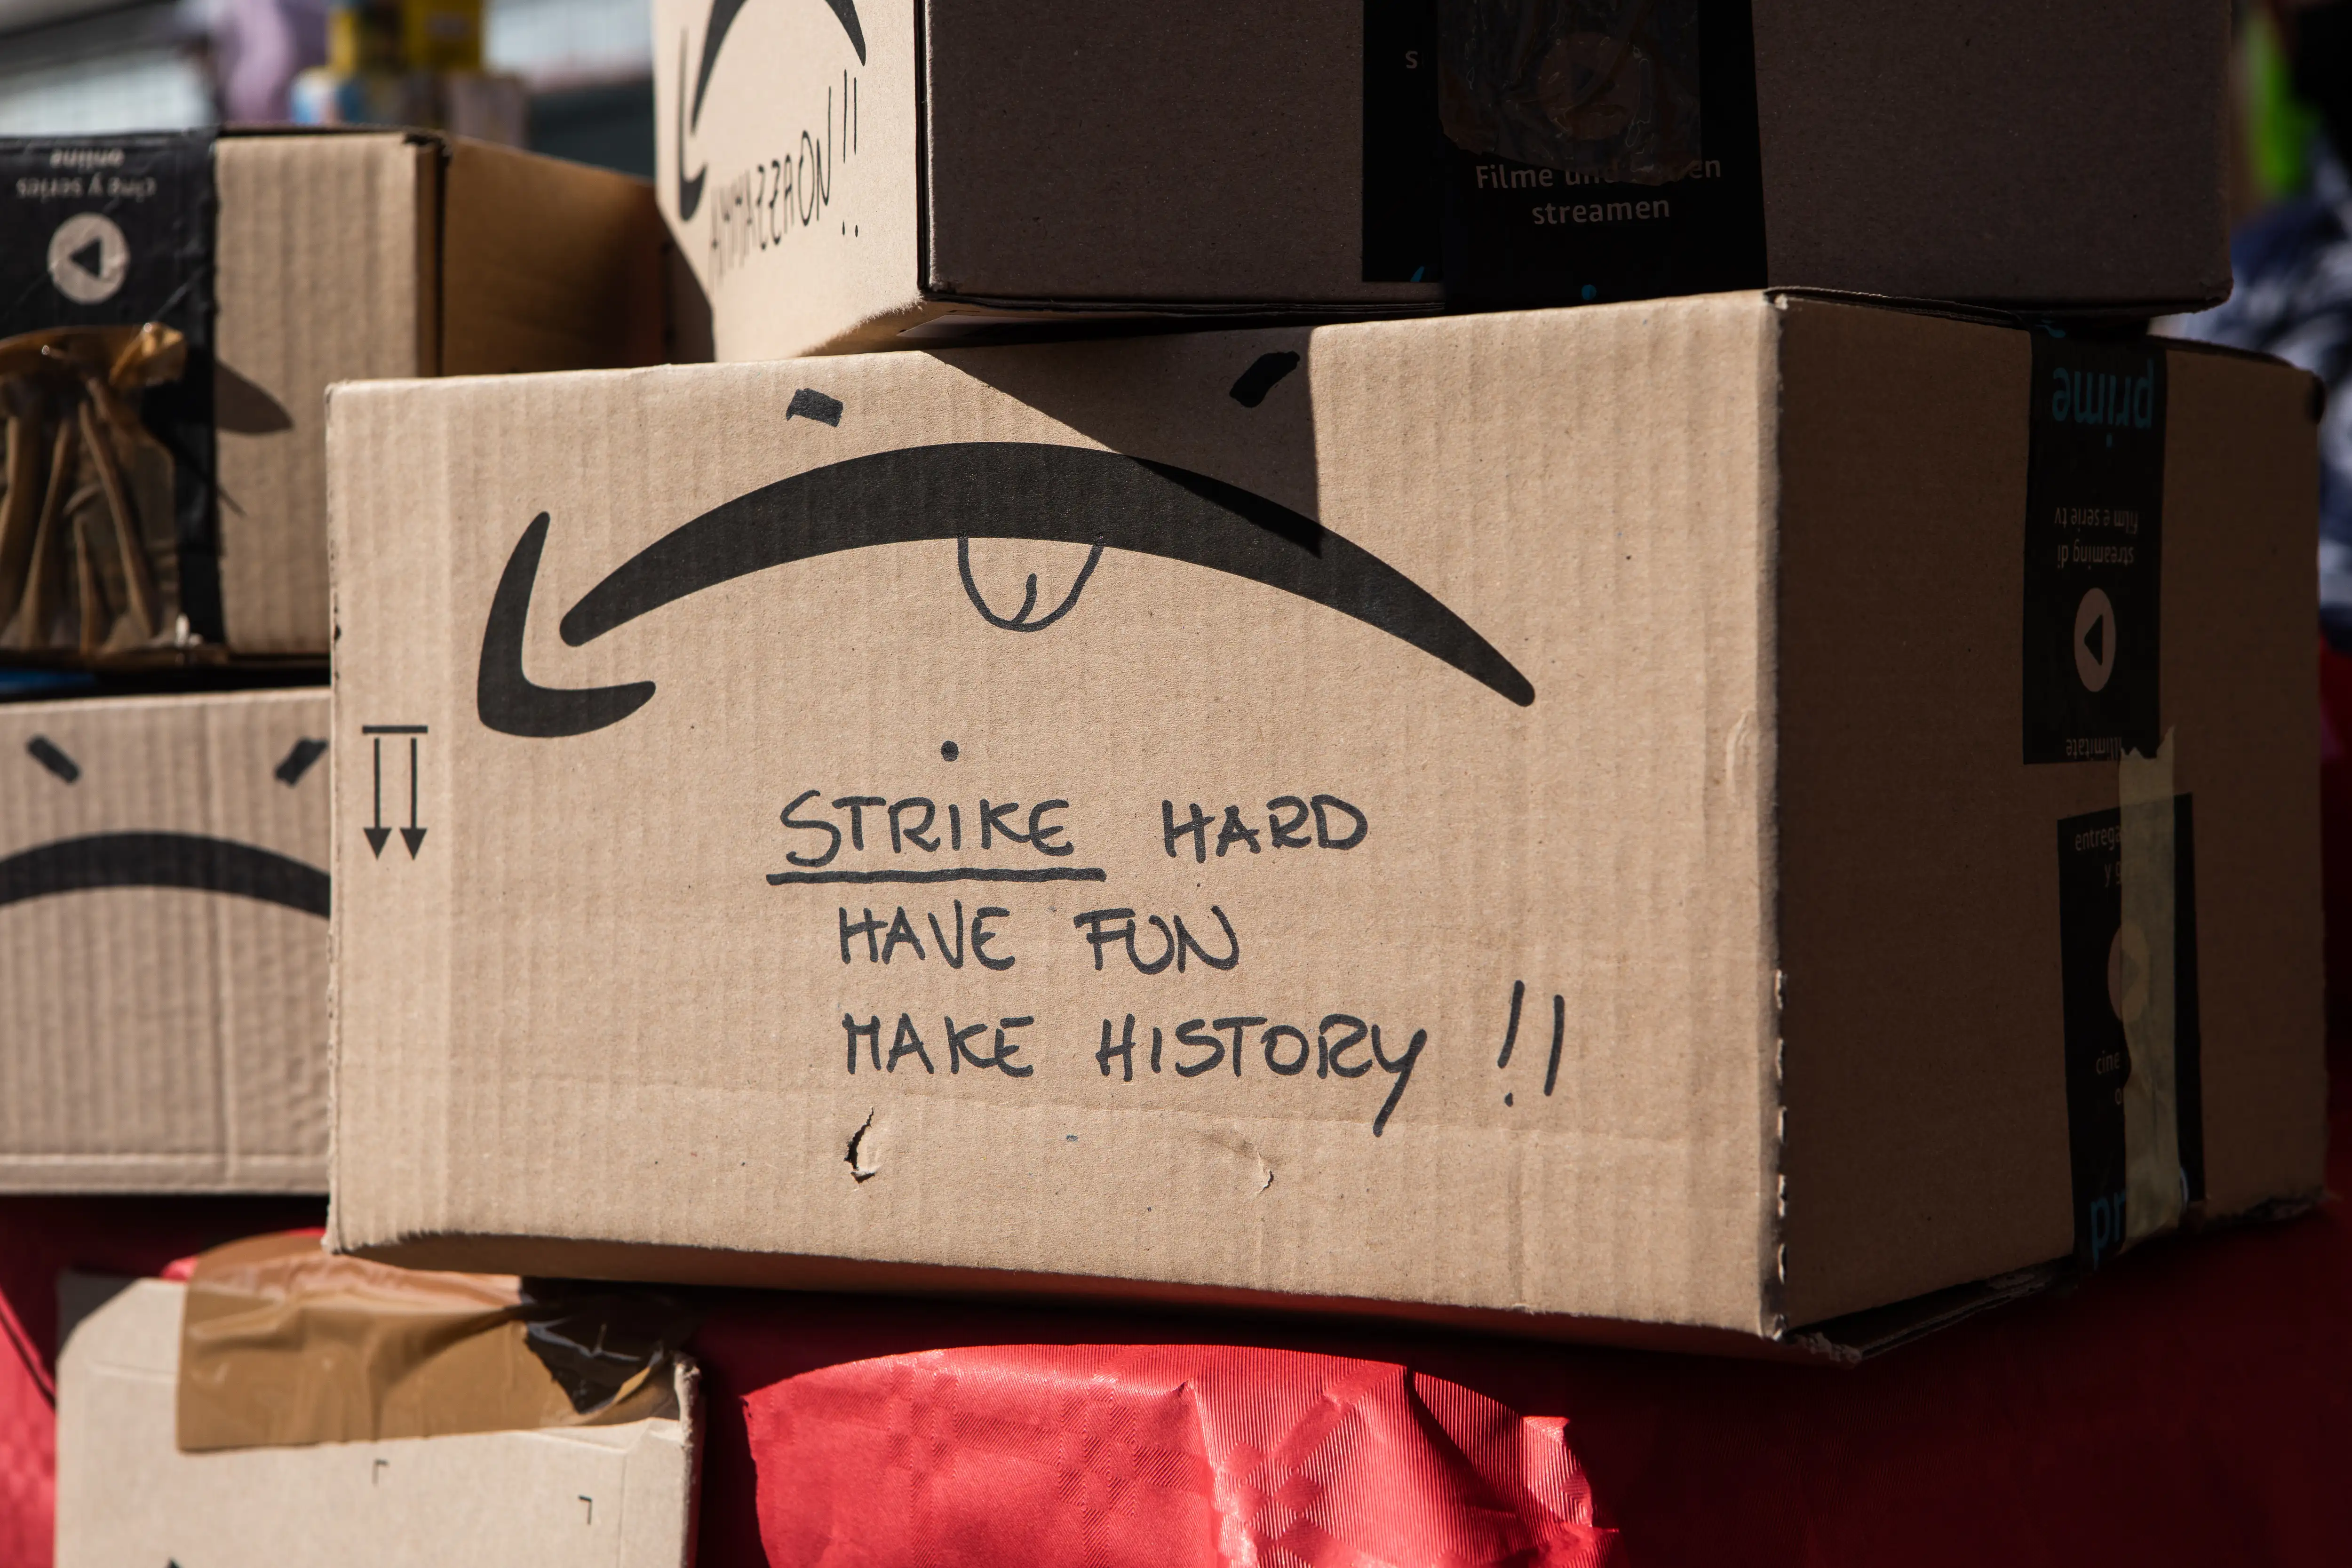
<box><xmin>846</xmin><ymin>1111</ymin><xmax>879</xmax><ymax>1182</ymax></box>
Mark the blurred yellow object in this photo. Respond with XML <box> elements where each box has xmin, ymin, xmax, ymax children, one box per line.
<box><xmin>326</xmin><ymin>0</ymin><xmax>481</xmax><ymax>76</ymax></box>
<box><xmin>405</xmin><ymin>0</ymin><xmax>484</xmax><ymax>73</ymax></box>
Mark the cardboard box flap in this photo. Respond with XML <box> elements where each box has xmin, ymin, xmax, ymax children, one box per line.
<box><xmin>441</xmin><ymin>139</ymin><xmax>669</xmax><ymax>376</ymax></box>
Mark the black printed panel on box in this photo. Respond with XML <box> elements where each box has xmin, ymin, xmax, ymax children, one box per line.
<box><xmin>2054</xmin><ymin>797</ymin><xmax>2203</xmax><ymax>1271</ymax></box>
<box><xmin>2023</xmin><ymin>335</ymin><xmax>2167</xmax><ymax>764</ymax></box>
<box><xmin>0</xmin><ymin>134</ymin><xmax>214</xmax><ymax>338</ymax></box>
<box><xmin>1362</xmin><ymin>0</ymin><xmax>1444</xmax><ymax>283</ymax></box>
<box><xmin>1362</xmin><ymin>0</ymin><xmax>1767</xmax><ymax>305</ymax></box>
<box><xmin>0</xmin><ymin>132</ymin><xmax>221</xmax><ymax>641</ymax></box>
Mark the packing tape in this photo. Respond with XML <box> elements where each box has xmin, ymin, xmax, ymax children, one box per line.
<box><xmin>175</xmin><ymin>1231</ymin><xmax>698</xmax><ymax>1453</ymax></box>
<box><xmin>2118</xmin><ymin>729</ymin><xmax>2184</xmax><ymax>1249</ymax></box>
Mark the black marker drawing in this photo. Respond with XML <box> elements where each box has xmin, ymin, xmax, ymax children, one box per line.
<box><xmin>786</xmin><ymin>387</ymin><xmax>844</xmax><ymax>426</ymax></box>
<box><xmin>958</xmin><ymin>535</ymin><xmax>1103</xmax><ymax>631</ymax></box>
<box><xmin>769</xmin><ymin>866</ymin><xmax>1105</xmax><ymax>885</ymax></box>
<box><xmin>0</xmin><ymin>834</ymin><xmax>328</xmax><ymax>917</ymax></box>
<box><xmin>478</xmin><ymin>443</ymin><xmax>1534</xmax><ymax>740</ymax></box>
<box><xmin>1228</xmin><ymin>351</ymin><xmax>1301</xmax><ymax>408</ymax></box>
<box><xmin>360</xmin><ymin>725</ymin><xmax>429</xmax><ymax>859</ymax></box>
<box><xmin>25</xmin><ymin>736</ymin><xmax>79</xmax><ymax>784</ymax></box>
<box><xmin>274</xmin><ymin>737</ymin><xmax>328</xmax><ymax>788</ymax></box>
<box><xmin>5</xmin><ymin>734</ymin><xmax>329</xmax><ymax>914</ymax></box>
<box><xmin>676</xmin><ymin>0</ymin><xmax>866</xmax><ymax>222</ymax></box>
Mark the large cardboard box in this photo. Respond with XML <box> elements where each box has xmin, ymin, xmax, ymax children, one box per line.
<box><xmin>54</xmin><ymin>1278</ymin><xmax>697</xmax><ymax>1568</ymax></box>
<box><xmin>1</xmin><ymin>129</ymin><xmax>675</xmax><ymax>667</ymax></box>
<box><xmin>0</xmin><ymin>690</ymin><xmax>329</xmax><ymax>1193</ymax></box>
<box><xmin>655</xmin><ymin>0</ymin><xmax>2230</xmax><ymax>360</ymax></box>
<box><xmin>326</xmin><ymin>295</ymin><xmax>2323</xmax><ymax>1353</ymax></box>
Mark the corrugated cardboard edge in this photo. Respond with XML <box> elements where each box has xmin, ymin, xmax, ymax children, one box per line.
<box><xmin>345</xmin><ymin>1230</ymin><xmax>1836</xmax><ymax>1363</ymax></box>
<box><xmin>808</xmin><ymin>294</ymin><xmax>1447</xmax><ymax>356</ymax></box>
<box><xmin>1754</xmin><ymin>298</ymin><xmax>1792</xmax><ymax>1341</ymax></box>
<box><xmin>0</xmin><ymin>1159</ymin><xmax>327</xmax><ymax>1196</ymax></box>
<box><xmin>667</xmin><ymin>1355</ymin><xmax>704</xmax><ymax>1568</ymax></box>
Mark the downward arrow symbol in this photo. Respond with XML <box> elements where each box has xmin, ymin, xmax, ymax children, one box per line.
<box><xmin>365</xmin><ymin>737</ymin><xmax>391</xmax><ymax>858</ymax></box>
<box><xmin>400</xmin><ymin>736</ymin><xmax>426</xmax><ymax>858</ymax></box>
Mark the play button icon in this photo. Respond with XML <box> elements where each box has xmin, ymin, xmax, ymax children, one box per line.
<box><xmin>46</xmin><ymin>212</ymin><xmax>129</xmax><ymax>305</ymax></box>
<box><xmin>2074</xmin><ymin>586</ymin><xmax>2117</xmax><ymax>693</ymax></box>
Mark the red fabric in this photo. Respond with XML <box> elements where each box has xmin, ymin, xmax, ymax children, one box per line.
<box><xmin>0</xmin><ymin>1195</ymin><xmax>324</xmax><ymax>1568</ymax></box>
<box><xmin>747</xmin><ymin>1344</ymin><xmax>1617</xmax><ymax>1568</ymax></box>
<box><xmin>694</xmin><ymin>1042</ymin><xmax>2352</xmax><ymax>1568</ymax></box>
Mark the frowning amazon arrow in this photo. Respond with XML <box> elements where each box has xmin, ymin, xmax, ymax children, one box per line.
<box><xmin>0</xmin><ymin>834</ymin><xmax>329</xmax><ymax>917</ymax></box>
<box><xmin>477</xmin><ymin>441</ymin><xmax>1534</xmax><ymax>740</ymax></box>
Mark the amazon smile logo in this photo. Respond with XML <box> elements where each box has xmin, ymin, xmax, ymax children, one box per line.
<box><xmin>1</xmin><ymin>733</ymin><xmax>329</xmax><ymax>917</ymax></box>
<box><xmin>476</xmin><ymin>440</ymin><xmax>1534</xmax><ymax>740</ymax></box>
<box><xmin>676</xmin><ymin>0</ymin><xmax>866</xmax><ymax>222</ymax></box>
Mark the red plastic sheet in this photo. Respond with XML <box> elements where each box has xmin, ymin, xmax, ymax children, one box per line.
<box><xmin>689</xmin><ymin>1031</ymin><xmax>2352</xmax><ymax>1568</ymax></box>
<box><xmin>747</xmin><ymin>1344</ymin><xmax>1617</xmax><ymax>1568</ymax></box>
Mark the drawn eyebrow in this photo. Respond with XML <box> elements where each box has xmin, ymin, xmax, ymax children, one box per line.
<box><xmin>275</xmin><ymin>737</ymin><xmax>328</xmax><ymax>787</ymax></box>
<box><xmin>26</xmin><ymin>736</ymin><xmax>79</xmax><ymax>784</ymax></box>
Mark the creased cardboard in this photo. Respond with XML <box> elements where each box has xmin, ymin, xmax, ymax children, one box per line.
<box><xmin>56</xmin><ymin>1276</ymin><xmax>698</xmax><ymax>1568</ymax></box>
<box><xmin>0</xmin><ymin>689</ymin><xmax>330</xmax><ymax>1193</ymax></box>
<box><xmin>655</xmin><ymin>1</ymin><xmax>2231</xmax><ymax>361</ymax></box>
<box><xmin>325</xmin><ymin>295</ymin><xmax>2323</xmax><ymax>1349</ymax></box>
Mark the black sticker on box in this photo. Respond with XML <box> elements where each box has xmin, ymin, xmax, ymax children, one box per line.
<box><xmin>1362</xmin><ymin>0</ymin><xmax>1445</xmax><ymax>283</ymax></box>
<box><xmin>2055</xmin><ymin>796</ymin><xmax>2203</xmax><ymax>1270</ymax></box>
<box><xmin>0</xmin><ymin>131</ymin><xmax>222</xmax><ymax>642</ymax></box>
<box><xmin>1361</xmin><ymin>0</ymin><xmax>1767</xmax><ymax>306</ymax></box>
<box><xmin>2023</xmin><ymin>335</ymin><xmax>2166</xmax><ymax>764</ymax></box>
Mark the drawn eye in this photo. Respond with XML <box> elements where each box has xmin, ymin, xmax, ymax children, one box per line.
<box><xmin>275</xmin><ymin>737</ymin><xmax>328</xmax><ymax>788</ymax></box>
<box><xmin>25</xmin><ymin>736</ymin><xmax>78</xmax><ymax>784</ymax></box>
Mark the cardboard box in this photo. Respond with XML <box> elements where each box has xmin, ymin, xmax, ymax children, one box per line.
<box><xmin>54</xmin><ymin>1277</ymin><xmax>697</xmax><ymax>1568</ymax></box>
<box><xmin>0</xmin><ymin>690</ymin><xmax>329</xmax><ymax>1193</ymax></box>
<box><xmin>1</xmin><ymin>129</ymin><xmax>675</xmax><ymax>667</ymax></box>
<box><xmin>325</xmin><ymin>294</ymin><xmax>2323</xmax><ymax>1354</ymax></box>
<box><xmin>654</xmin><ymin>0</ymin><xmax>2230</xmax><ymax>360</ymax></box>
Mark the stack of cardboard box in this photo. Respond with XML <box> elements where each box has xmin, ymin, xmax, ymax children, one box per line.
<box><xmin>0</xmin><ymin>129</ymin><xmax>698</xmax><ymax>1565</ymax></box>
<box><xmin>4</xmin><ymin>3</ymin><xmax>2333</xmax><ymax>1561</ymax></box>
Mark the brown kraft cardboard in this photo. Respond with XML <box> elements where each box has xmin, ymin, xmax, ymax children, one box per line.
<box><xmin>325</xmin><ymin>294</ymin><xmax>2323</xmax><ymax>1353</ymax></box>
<box><xmin>0</xmin><ymin>689</ymin><xmax>330</xmax><ymax>1193</ymax></box>
<box><xmin>653</xmin><ymin>0</ymin><xmax>2231</xmax><ymax>359</ymax></box>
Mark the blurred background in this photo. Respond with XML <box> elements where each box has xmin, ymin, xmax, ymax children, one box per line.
<box><xmin>0</xmin><ymin>0</ymin><xmax>656</xmax><ymax>175</ymax></box>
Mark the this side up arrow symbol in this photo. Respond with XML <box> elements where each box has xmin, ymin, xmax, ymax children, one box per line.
<box><xmin>363</xmin><ymin>731</ymin><xmax>428</xmax><ymax>858</ymax></box>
